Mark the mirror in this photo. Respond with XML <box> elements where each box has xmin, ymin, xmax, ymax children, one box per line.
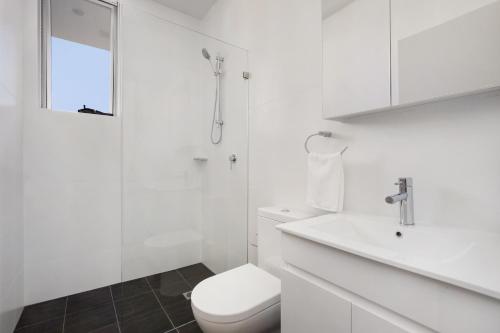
<box><xmin>391</xmin><ymin>0</ymin><xmax>500</xmax><ymax>106</ymax></box>
<box><xmin>322</xmin><ymin>0</ymin><xmax>500</xmax><ymax>119</ymax></box>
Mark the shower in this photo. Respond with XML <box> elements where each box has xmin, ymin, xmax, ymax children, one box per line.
<box><xmin>202</xmin><ymin>48</ymin><xmax>224</xmax><ymax>145</ymax></box>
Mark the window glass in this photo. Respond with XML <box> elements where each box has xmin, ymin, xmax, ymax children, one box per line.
<box><xmin>43</xmin><ymin>0</ymin><xmax>116</xmax><ymax>115</ymax></box>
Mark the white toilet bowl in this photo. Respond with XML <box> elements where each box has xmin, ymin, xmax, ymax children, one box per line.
<box><xmin>191</xmin><ymin>264</ymin><xmax>281</xmax><ymax>333</ymax></box>
<box><xmin>191</xmin><ymin>207</ymin><xmax>324</xmax><ymax>333</ymax></box>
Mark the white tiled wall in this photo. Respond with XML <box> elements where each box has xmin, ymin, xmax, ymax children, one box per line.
<box><xmin>22</xmin><ymin>0</ymin><xmax>250</xmax><ymax>305</ymax></box>
<box><xmin>120</xmin><ymin>5</ymin><xmax>206</xmax><ymax>280</ymax></box>
<box><xmin>22</xmin><ymin>0</ymin><xmax>204</xmax><ymax>303</ymax></box>
<box><xmin>23</xmin><ymin>0</ymin><xmax>122</xmax><ymax>305</ymax></box>
<box><xmin>199</xmin><ymin>40</ymin><xmax>249</xmax><ymax>274</ymax></box>
<box><xmin>0</xmin><ymin>0</ymin><xmax>25</xmax><ymax>330</ymax></box>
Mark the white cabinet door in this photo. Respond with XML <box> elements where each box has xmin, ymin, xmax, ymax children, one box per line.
<box><xmin>391</xmin><ymin>0</ymin><xmax>500</xmax><ymax>106</ymax></box>
<box><xmin>281</xmin><ymin>269</ymin><xmax>351</xmax><ymax>333</ymax></box>
<box><xmin>323</xmin><ymin>0</ymin><xmax>391</xmax><ymax>119</ymax></box>
<box><xmin>352</xmin><ymin>305</ymin><xmax>408</xmax><ymax>333</ymax></box>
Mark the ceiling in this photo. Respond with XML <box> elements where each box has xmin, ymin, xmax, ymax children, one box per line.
<box><xmin>322</xmin><ymin>0</ymin><xmax>353</xmax><ymax>19</ymax></box>
<box><xmin>153</xmin><ymin>0</ymin><xmax>217</xmax><ymax>19</ymax></box>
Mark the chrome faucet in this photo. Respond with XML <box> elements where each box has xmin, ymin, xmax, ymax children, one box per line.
<box><xmin>385</xmin><ymin>178</ymin><xmax>414</xmax><ymax>226</ymax></box>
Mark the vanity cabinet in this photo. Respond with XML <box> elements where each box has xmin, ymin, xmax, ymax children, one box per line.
<box><xmin>322</xmin><ymin>0</ymin><xmax>391</xmax><ymax>118</ymax></box>
<box><xmin>352</xmin><ymin>305</ymin><xmax>407</xmax><ymax>333</ymax></box>
<box><xmin>281</xmin><ymin>269</ymin><xmax>351</xmax><ymax>333</ymax></box>
<box><xmin>322</xmin><ymin>0</ymin><xmax>500</xmax><ymax>119</ymax></box>
<box><xmin>280</xmin><ymin>232</ymin><xmax>500</xmax><ymax>333</ymax></box>
<box><xmin>282</xmin><ymin>268</ymin><xmax>412</xmax><ymax>333</ymax></box>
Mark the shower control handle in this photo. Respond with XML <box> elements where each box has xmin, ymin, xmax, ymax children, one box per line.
<box><xmin>229</xmin><ymin>154</ymin><xmax>237</xmax><ymax>170</ymax></box>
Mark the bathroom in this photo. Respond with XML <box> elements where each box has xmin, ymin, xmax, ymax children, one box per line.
<box><xmin>1</xmin><ymin>0</ymin><xmax>499</xmax><ymax>332</ymax></box>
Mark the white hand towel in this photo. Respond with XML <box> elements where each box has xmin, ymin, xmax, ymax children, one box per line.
<box><xmin>306</xmin><ymin>152</ymin><xmax>344</xmax><ymax>212</ymax></box>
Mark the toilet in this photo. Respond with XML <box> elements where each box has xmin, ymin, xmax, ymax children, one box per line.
<box><xmin>191</xmin><ymin>207</ymin><xmax>324</xmax><ymax>333</ymax></box>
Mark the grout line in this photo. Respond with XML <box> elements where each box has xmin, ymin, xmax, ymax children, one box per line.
<box><xmin>61</xmin><ymin>297</ymin><xmax>68</xmax><ymax>333</ymax></box>
<box><xmin>175</xmin><ymin>320</ymin><xmax>196</xmax><ymax>330</ymax></box>
<box><xmin>145</xmin><ymin>278</ymin><xmax>177</xmax><ymax>331</ymax></box>
<box><xmin>109</xmin><ymin>287</ymin><xmax>123</xmax><ymax>333</ymax></box>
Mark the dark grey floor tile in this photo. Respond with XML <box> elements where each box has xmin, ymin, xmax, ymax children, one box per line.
<box><xmin>111</xmin><ymin>278</ymin><xmax>151</xmax><ymax>301</ymax></box>
<box><xmin>118</xmin><ymin>309</ymin><xmax>174</xmax><ymax>333</ymax></box>
<box><xmin>155</xmin><ymin>293</ymin><xmax>194</xmax><ymax>327</ymax></box>
<box><xmin>64</xmin><ymin>302</ymin><xmax>117</xmax><ymax>333</ymax></box>
<box><xmin>16</xmin><ymin>297</ymin><xmax>66</xmax><ymax>328</ymax></box>
<box><xmin>154</xmin><ymin>280</ymin><xmax>191</xmax><ymax>298</ymax></box>
<box><xmin>177</xmin><ymin>264</ymin><xmax>214</xmax><ymax>287</ymax></box>
<box><xmin>14</xmin><ymin>317</ymin><xmax>64</xmax><ymax>333</ymax></box>
<box><xmin>146</xmin><ymin>270</ymin><xmax>184</xmax><ymax>290</ymax></box>
<box><xmin>177</xmin><ymin>321</ymin><xmax>202</xmax><ymax>333</ymax></box>
<box><xmin>114</xmin><ymin>292</ymin><xmax>162</xmax><ymax>321</ymax></box>
<box><xmin>67</xmin><ymin>287</ymin><xmax>112</xmax><ymax>314</ymax></box>
<box><xmin>89</xmin><ymin>323</ymin><xmax>120</xmax><ymax>333</ymax></box>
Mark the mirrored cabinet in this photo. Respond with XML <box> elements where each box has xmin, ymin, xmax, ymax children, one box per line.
<box><xmin>323</xmin><ymin>0</ymin><xmax>500</xmax><ymax>119</ymax></box>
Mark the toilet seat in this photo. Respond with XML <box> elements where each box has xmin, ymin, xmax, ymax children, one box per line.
<box><xmin>191</xmin><ymin>264</ymin><xmax>281</xmax><ymax>324</ymax></box>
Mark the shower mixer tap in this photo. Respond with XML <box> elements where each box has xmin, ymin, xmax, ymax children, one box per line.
<box><xmin>229</xmin><ymin>154</ymin><xmax>237</xmax><ymax>170</ymax></box>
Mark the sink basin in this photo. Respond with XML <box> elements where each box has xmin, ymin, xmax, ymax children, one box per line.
<box><xmin>277</xmin><ymin>213</ymin><xmax>500</xmax><ymax>299</ymax></box>
<box><xmin>309</xmin><ymin>214</ymin><xmax>477</xmax><ymax>264</ymax></box>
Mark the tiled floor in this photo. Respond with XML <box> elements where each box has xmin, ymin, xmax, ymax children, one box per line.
<box><xmin>15</xmin><ymin>263</ymin><xmax>214</xmax><ymax>333</ymax></box>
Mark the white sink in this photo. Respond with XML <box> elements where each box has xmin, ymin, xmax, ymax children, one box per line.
<box><xmin>277</xmin><ymin>213</ymin><xmax>500</xmax><ymax>300</ymax></box>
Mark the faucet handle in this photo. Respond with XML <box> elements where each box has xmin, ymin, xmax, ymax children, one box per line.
<box><xmin>395</xmin><ymin>177</ymin><xmax>413</xmax><ymax>188</ymax></box>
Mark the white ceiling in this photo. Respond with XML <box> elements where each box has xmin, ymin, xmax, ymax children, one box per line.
<box><xmin>322</xmin><ymin>0</ymin><xmax>353</xmax><ymax>19</ymax></box>
<box><xmin>153</xmin><ymin>0</ymin><xmax>217</xmax><ymax>19</ymax></box>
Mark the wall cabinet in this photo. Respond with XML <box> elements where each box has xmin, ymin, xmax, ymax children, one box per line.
<box><xmin>322</xmin><ymin>0</ymin><xmax>500</xmax><ymax>119</ymax></box>
<box><xmin>323</xmin><ymin>0</ymin><xmax>391</xmax><ymax>118</ymax></box>
<box><xmin>391</xmin><ymin>0</ymin><xmax>500</xmax><ymax>106</ymax></box>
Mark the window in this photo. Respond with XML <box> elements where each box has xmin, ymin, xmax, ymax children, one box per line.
<box><xmin>41</xmin><ymin>0</ymin><xmax>117</xmax><ymax>116</ymax></box>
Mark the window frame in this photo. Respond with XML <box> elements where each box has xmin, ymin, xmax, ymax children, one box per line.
<box><xmin>40</xmin><ymin>0</ymin><xmax>119</xmax><ymax>116</ymax></box>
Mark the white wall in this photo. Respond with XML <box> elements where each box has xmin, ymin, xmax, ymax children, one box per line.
<box><xmin>332</xmin><ymin>92</ymin><xmax>500</xmax><ymax>232</ymax></box>
<box><xmin>0</xmin><ymin>0</ymin><xmax>25</xmax><ymax>331</ymax></box>
<box><xmin>23</xmin><ymin>0</ymin><xmax>122</xmax><ymax>305</ymax></box>
<box><xmin>202</xmin><ymin>0</ymin><xmax>500</xmax><ymax>264</ymax></box>
<box><xmin>202</xmin><ymin>0</ymin><xmax>325</xmax><ymax>262</ymax></box>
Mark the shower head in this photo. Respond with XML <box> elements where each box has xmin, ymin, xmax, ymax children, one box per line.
<box><xmin>202</xmin><ymin>48</ymin><xmax>211</xmax><ymax>60</ymax></box>
<box><xmin>202</xmin><ymin>48</ymin><xmax>216</xmax><ymax>74</ymax></box>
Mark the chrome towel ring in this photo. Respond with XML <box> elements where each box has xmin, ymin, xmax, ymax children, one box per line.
<box><xmin>304</xmin><ymin>131</ymin><xmax>348</xmax><ymax>155</ymax></box>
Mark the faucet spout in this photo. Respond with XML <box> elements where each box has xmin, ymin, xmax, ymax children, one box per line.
<box><xmin>385</xmin><ymin>178</ymin><xmax>414</xmax><ymax>226</ymax></box>
<box><xmin>385</xmin><ymin>193</ymin><xmax>408</xmax><ymax>204</ymax></box>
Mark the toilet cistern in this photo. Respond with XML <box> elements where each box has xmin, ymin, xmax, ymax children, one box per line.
<box><xmin>385</xmin><ymin>177</ymin><xmax>414</xmax><ymax>226</ymax></box>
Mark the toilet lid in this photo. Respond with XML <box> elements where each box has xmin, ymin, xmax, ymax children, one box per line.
<box><xmin>191</xmin><ymin>264</ymin><xmax>281</xmax><ymax>324</ymax></box>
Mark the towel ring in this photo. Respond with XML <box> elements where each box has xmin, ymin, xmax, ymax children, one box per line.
<box><xmin>304</xmin><ymin>131</ymin><xmax>348</xmax><ymax>155</ymax></box>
